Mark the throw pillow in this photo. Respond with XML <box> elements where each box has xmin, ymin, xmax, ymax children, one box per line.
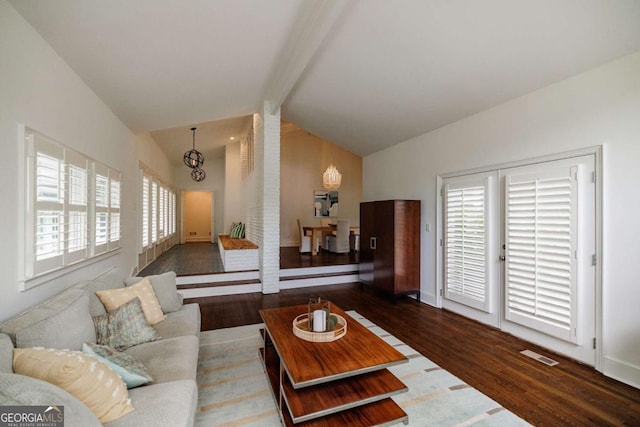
<box><xmin>93</xmin><ymin>298</ymin><xmax>161</xmax><ymax>351</ymax></box>
<box><xmin>82</xmin><ymin>343</ymin><xmax>152</xmax><ymax>388</ymax></box>
<box><xmin>124</xmin><ymin>272</ymin><xmax>182</xmax><ymax>313</ymax></box>
<box><xmin>13</xmin><ymin>347</ymin><xmax>134</xmax><ymax>423</ymax></box>
<box><xmin>96</xmin><ymin>277</ymin><xmax>166</xmax><ymax>325</ymax></box>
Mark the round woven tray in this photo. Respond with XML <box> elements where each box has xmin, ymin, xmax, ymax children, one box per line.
<box><xmin>292</xmin><ymin>313</ymin><xmax>347</xmax><ymax>342</ymax></box>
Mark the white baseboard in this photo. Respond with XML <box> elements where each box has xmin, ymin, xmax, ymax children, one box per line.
<box><xmin>604</xmin><ymin>356</ymin><xmax>640</xmax><ymax>389</ymax></box>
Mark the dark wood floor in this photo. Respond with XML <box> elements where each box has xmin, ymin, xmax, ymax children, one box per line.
<box><xmin>139</xmin><ymin>243</ymin><xmax>358</xmax><ymax>276</ymax></box>
<box><xmin>188</xmin><ymin>284</ymin><xmax>640</xmax><ymax>426</ymax></box>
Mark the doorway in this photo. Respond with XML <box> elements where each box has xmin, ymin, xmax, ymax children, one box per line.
<box><xmin>438</xmin><ymin>148</ymin><xmax>601</xmax><ymax>367</ymax></box>
<box><xmin>181</xmin><ymin>191</ymin><xmax>214</xmax><ymax>244</ymax></box>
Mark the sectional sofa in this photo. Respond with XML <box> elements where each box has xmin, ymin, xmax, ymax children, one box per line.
<box><xmin>0</xmin><ymin>267</ymin><xmax>200</xmax><ymax>427</ymax></box>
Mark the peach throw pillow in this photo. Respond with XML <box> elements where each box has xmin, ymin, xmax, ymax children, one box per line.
<box><xmin>13</xmin><ymin>347</ymin><xmax>134</xmax><ymax>423</ymax></box>
<box><xmin>96</xmin><ymin>278</ymin><xmax>165</xmax><ymax>325</ymax></box>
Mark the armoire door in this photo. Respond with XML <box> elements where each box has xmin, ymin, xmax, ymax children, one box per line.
<box><xmin>359</xmin><ymin>202</ymin><xmax>375</xmax><ymax>285</ymax></box>
<box><xmin>373</xmin><ymin>201</ymin><xmax>396</xmax><ymax>293</ymax></box>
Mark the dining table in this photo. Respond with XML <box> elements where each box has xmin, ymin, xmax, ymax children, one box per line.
<box><xmin>302</xmin><ymin>224</ymin><xmax>360</xmax><ymax>256</ymax></box>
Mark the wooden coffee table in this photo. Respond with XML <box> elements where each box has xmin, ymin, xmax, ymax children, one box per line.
<box><xmin>259</xmin><ymin>304</ymin><xmax>409</xmax><ymax>426</ymax></box>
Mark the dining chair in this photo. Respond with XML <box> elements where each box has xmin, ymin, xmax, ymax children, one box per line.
<box><xmin>327</xmin><ymin>219</ymin><xmax>350</xmax><ymax>254</ymax></box>
<box><xmin>297</xmin><ymin>219</ymin><xmax>319</xmax><ymax>253</ymax></box>
<box><xmin>320</xmin><ymin>218</ymin><xmax>336</xmax><ymax>250</ymax></box>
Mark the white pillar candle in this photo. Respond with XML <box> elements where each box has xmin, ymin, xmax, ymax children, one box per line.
<box><xmin>312</xmin><ymin>310</ymin><xmax>326</xmax><ymax>332</ymax></box>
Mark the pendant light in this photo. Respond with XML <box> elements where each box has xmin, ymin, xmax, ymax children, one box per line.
<box><xmin>183</xmin><ymin>127</ymin><xmax>204</xmax><ymax>169</ymax></box>
<box><xmin>191</xmin><ymin>166</ymin><xmax>206</xmax><ymax>182</ymax></box>
<box><xmin>322</xmin><ymin>163</ymin><xmax>342</xmax><ymax>189</ymax></box>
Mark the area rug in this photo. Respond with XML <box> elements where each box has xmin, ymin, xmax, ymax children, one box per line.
<box><xmin>195</xmin><ymin>311</ymin><xmax>530</xmax><ymax>426</ymax></box>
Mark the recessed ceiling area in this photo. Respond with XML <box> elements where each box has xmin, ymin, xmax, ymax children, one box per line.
<box><xmin>150</xmin><ymin>116</ymin><xmax>252</xmax><ymax>167</ymax></box>
<box><xmin>10</xmin><ymin>0</ymin><xmax>640</xmax><ymax>157</ymax></box>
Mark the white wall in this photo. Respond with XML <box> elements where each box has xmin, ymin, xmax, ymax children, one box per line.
<box><xmin>224</xmin><ymin>142</ymin><xmax>243</xmax><ymax>234</ymax></box>
<box><xmin>363</xmin><ymin>51</ymin><xmax>640</xmax><ymax>388</ymax></box>
<box><xmin>0</xmin><ymin>0</ymin><xmax>176</xmax><ymax>321</ymax></box>
<box><xmin>136</xmin><ymin>132</ymin><xmax>174</xmax><ymax>181</ymax></box>
<box><xmin>280</xmin><ymin>122</ymin><xmax>362</xmax><ymax>247</ymax></box>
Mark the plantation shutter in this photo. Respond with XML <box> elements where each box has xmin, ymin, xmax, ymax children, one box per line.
<box><xmin>94</xmin><ymin>164</ymin><xmax>109</xmax><ymax>255</ymax></box>
<box><xmin>141</xmin><ymin>174</ymin><xmax>150</xmax><ymax>251</ymax></box>
<box><xmin>65</xmin><ymin>150</ymin><xmax>88</xmax><ymax>263</ymax></box>
<box><xmin>31</xmin><ymin>135</ymin><xmax>66</xmax><ymax>276</ymax></box>
<box><xmin>109</xmin><ymin>170</ymin><xmax>121</xmax><ymax>249</ymax></box>
<box><xmin>504</xmin><ymin>166</ymin><xmax>578</xmax><ymax>343</ymax></box>
<box><xmin>151</xmin><ymin>181</ymin><xmax>158</xmax><ymax>244</ymax></box>
<box><xmin>444</xmin><ymin>176</ymin><xmax>492</xmax><ymax>312</ymax></box>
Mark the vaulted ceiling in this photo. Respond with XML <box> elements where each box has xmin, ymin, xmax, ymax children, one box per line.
<box><xmin>10</xmin><ymin>0</ymin><xmax>640</xmax><ymax>162</ymax></box>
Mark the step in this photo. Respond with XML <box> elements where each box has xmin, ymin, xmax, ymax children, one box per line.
<box><xmin>177</xmin><ymin>264</ymin><xmax>360</xmax><ymax>298</ymax></box>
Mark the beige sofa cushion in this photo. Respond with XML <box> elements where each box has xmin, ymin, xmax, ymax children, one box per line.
<box><xmin>97</xmin><ymin>278</ymin><xmax>165</xmax><ymax>325</ymax></box>
<box><xmin>104</xmin><ymin>380</ymin><xmax>197</xmax><ymax>427</ymax></box>
<box><xmin>0</xmin><ymin>290</ymin><xmax>95</xmax><ymax>351</ymax></box>
<box><xmin>152</xmin><ymin>303</ymin><xmax>200</xmax><ymax>339</ymax></box>
<box><xmin>125</xmin><ymin>272</ymin><xmax>182</xmax><ymax>314</ymax></box>
<box><xmin>124</xmin><ymin>335</ymin><xmax>199</xmax><ymax>383</ymax></box>
<box><xmin>13</xmin><ymin>347</ymin><xmax>134</xmax><ymax>423</ymax></box>
<box><xmin>16</xmin><ymin>293</ymin><xmax>95</xmax><ymax>351</ymax></box>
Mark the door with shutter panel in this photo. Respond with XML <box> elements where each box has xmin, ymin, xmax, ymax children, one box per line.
<box><xmin>443</xmin><ymin>171</ymin><xmax>500</xmax><ymax>328</ymax></box>
<box><xmin>501</xmin><ymin>156</ymin><xmax>595</xmax><ymax>365</ymax></box>
<box><xmin>441</xmin><ymin>154</ymin><xmax>596</xmax><ymax>365</ymax></box>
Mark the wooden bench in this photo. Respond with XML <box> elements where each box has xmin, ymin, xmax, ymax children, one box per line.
<box><xmin>218</xmin><ymin>234</ymin><xmax>259</xmax><ymax>272</ymax></box>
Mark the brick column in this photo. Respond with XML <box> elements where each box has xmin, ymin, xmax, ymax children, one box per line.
<box><xmin>248</xmin><ymin>101</ymin><xmax>280</xmax><ymax>294</ymax></box>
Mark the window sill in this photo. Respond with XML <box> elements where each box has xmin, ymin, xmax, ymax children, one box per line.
<box><xmin>19</xmin><ymin>248</ymin><xmax>122</xmax><ymax>291</ymax></box>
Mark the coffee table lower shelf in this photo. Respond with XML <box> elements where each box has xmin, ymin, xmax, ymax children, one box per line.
<box><xmin>259</xmin><ymin>344</ymin><xmax>408</xmax><ymax>426</ymax></box>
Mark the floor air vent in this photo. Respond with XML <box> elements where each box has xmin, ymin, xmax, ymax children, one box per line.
<box><xmin>520</xmin><ymin>350</ymin><xmax>559</xmax><ymax>366</ymax></box>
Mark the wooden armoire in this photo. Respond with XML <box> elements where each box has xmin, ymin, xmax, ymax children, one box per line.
<box><xmin>359</xmin><ymin>200</ymin><xmax>421</xmax><ymax>302</ymax></box>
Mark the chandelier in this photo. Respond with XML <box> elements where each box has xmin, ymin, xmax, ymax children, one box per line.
<box><xmin>183</xmin><ymin>127</ymin><xmax>204</xmax><ymax>169</ymax></box>
<box><xmin>322</xmin><ymin>163</ymin><xmax>342</xmax><ymax>189</ymax></box>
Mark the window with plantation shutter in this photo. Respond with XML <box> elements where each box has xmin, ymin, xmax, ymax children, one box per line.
<box><xmin>138</xmin><ymin>167</ymin><xmax>176</xmax><ymax>256</ymax></box>
<box><xmin>505</xmin><ymin>166</ymin><xmax>578</xmax><ymax>343</ymax></box>
<box><xmin>443</xmin><ymin>175</ymin><xmax>493</xmax><ymax>312</ymax></box>
<box><xmin>32</xmin><ymin>139</ymin><xmax>65</xmax><ymax>275</ymax></box>
<box><xmin>141</xmin><ymin>175</ymin><xmax>150</xmax><ymax>250</ymax></box>
<box><xmin>24</xmin><ymin>128</ymin><xmax>121</xmax><ymax>285</ymax></box>
<box><xmin>94</xmin><ymin>166</ymin><xmax>109</xmax><ymax>254</ymax></box>
<box><xmin>65</xmin><ymin>151</ymin><xmax>88</xmax><ymax>263</ymax></box>
<box><xmin>109</xmin><ymin>172</ymin><xmax>121</xmax><ymax>249</ymax></box>
<box><xmin>151</xmin><ymin>182</ymin><xmax>158</xmax><ymax>244</ymax></box>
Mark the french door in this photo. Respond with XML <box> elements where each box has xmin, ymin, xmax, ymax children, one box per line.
<box><xmin>442</xmin><ymin>154</ymin><xmax>596</xmax><ymax>365</ymax></box>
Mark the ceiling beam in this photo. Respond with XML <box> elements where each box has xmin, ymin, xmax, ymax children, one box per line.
<box><xmin>263</xmin><ymin>0</ymin><xmax>354</xmax><ymax>115</ymax></box>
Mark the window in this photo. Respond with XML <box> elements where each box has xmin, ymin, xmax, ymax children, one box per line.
<box><xmin>24</xmin><ymin>128</ymin><xmax>121</xmax><ymax>282</ymax></box>
<box><xmin>141</xmin><ymin>175</ymin><xmax>150</xmax><ymax>249</ymax></box>
<box><xmin>138</xmin><ymin>166</ymin><xmax>176</xmax><ymax>254</ymax></box>
<box><xmin>151</xmin><ymin>182</ymin><xmax>158</xmax><ymax>244</ymax></box>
